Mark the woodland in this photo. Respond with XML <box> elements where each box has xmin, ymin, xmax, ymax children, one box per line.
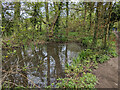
<box><xmin>1</xmin><ymin>1</ymin><xmax>120</xmax><ymax>88</ymax></box>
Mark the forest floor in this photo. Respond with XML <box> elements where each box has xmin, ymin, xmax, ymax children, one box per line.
<box><xmin>93</xmin><ymin>31</ymin><xmax>119</xmax><ymax>88</ymax></box>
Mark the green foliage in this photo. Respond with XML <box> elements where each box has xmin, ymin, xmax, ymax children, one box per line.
<box><xmin>98</xmin><ymin>54</ymin><xmax>110</xmax><ymax>63</ymax></box>
<box><xmin>47</xmin><ymin>49</ymin><xmax>98</xmax><ymax>88</ymax></box>
<box><xmin>67</xmin><ymin>32</ymin><xmax>79</xmax><ymax>41</ymax></box>
<box><xmin>107</xmin><ymin>48</ymin><xmax>118</xmax><ymax>57</ymax></box>
<box><xmin>12</xmin><ymin>26</ymin><xmax>46</xmax><ymax>45</ymax></box>
<box><xmin>81</xmin><ymin>37</ymin><xmax>93</xmax><ymax>47</ymax></box>
<box><xmin>47</xmin><ymin>44</ymin><xmax>117</xmax><ymax>88</ymax></box>
<box><xmin>2</xmin><ymin>2</ymin><xmax>119</xmax><ymax>89</ymax></box>
<box><xmin>68</xmin><ymin>32</ymin><xmax>79</xmax><ymax>37</ymax></box>
<box><xmin>54</xmin><ymin>34</ymin><xmax>67</xmax><ymax>42</ymax></box>
<box><xmin>75</xmin><ymin>49</ymin><xmax>98</xmax><ymax>68</ymax></box>
<box><xmin>14</xmin><ymin>86</ymin><xmax>25</xmax><ymax>89</ymax></box>
<box><xmin>47</xmin><ymin>69</ymin><xmax>97</xmax><ymax>88</ymax></box>
<box><xmin>106</xmin><ymin>41</ymin><xmax>118</xmax><ymax>57</ymax></box>
<box><xmin>55</xmin><ymin>73</ymin><xmax>97</xmax><ymax>88</ymax></box>
<box><xmin>96</xmin><ymin>39</ymin><xmax>102</xmax><ymax>47</ymax></box>
<box><xmin>79</xmin><ymin>49</ymin><xmax>93</xmax><ymax>59</ymax></box>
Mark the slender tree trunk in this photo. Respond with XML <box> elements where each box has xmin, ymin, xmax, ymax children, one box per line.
<box><xmin>103</xmin><ymin>3</ymin><xmax>108</xmax><ymax>49</ymax></box>
<box><xmin>34</xmin><ymin>4</ymin><xmax>37</xmax><ymax>29</ymax></box>
<box><xmin>83</xmin><ymin>2</ymin><xmax>87</xmax><ymax>30</ymax></box>
<box><xmin>14</xmin><ymin>2</ymin><xmax>20</xmax><ymax>42</ymax></box>
<box><xmin>118</xmin><ymin>21</ymin><xmax>119</xmax><ymax>31</ymax></box>
<box><xmin>47</xmin><ymin>44</ymin><xmax>50</xmax><ymax>86</ymax></box>
<box><xmin>107</xmin><ymin>2</ymin><xmax>112</xmax><ymax>40</ymax></box>
<box><xmin>66</xmin><ymin>2</ymin><xmax>69</xmax><ymax>28</ymax></box>
<box><xmin>25</xmin><ymin>19</ymin><xmax>28</xmax><ymax>31</ymax></box>
<box><xmin>45</xmin><ymin>2</ymin><xmax>49</xmax><ymax>39</ymax></box>
<box><xmin>2</xmin><ymin>4</ymin><xmax>5</xmax><ymax>36</ymax></box>
<box><xmin>93</xmin><ymin>2</ymin><xmax>99</xmax><ymax>47</ymax></box>
<box><xmin>65</xmin><ymin>43</ymin><xmax>68</xmax><ymax>64</ymax></box>
<box><xmin>104</xmin><ymin>23</ymin><xmax>108</xmax><ymax>49</ymax></box>
<box><xmin>89</xmin><ymin>3</ymin><xmax>92</xmax><ymax>32</ymax></box>
<box><xmin>40</xmin><ymin>13</ymin><xmax>42</xmax><ymax>32</ymax></box>
<box><xmin>32</xmin><ymin>3</ymin><xmax>38</xmax><ymax>40</ymax></box>
<box><xmin>65</xmin><ymin>2</ymin><xmax>69</xmax><ymax>38</ymax></box>
<box><xmin>104</xmin><ymin>2</ymin><xmax>112</xmax><ymax>49</ymax></box>
<box><xmin>14</xmin><ymin>2</ymin><xmax>20</xmax><ymax>32</ymax></box>
<box><xmin>45</xmin><ymin>2</ymin><xmax>49</xmax><ymax>22</ymax></box>
<box><xmin>40</xmin><ymin>20</ymin><xmax>42</xmax><ymax>32</ymax></box>
<box><xmin>53</xmin><ymin>2</ymin><xmax>63</xmax><ymax>38</ymax></box>
<box><xmin>89</xmin><ymin>10</ymin><xmax>92</xmax><ymax>31</ymax></box>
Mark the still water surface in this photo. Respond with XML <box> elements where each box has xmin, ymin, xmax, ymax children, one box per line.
<box><xmin>2</xmin><ymin>42</ymin><xmax>84</xmax><ymax>87</ymax></box>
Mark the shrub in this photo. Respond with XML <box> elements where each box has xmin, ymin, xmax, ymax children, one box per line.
<box><xmin>98</xmin><ymin>54</ymin><xmax>110</xmax><ymax>63</ymax></box>
<box><xmin>55</xmin><ymin>72</ymin><xmax>97</xmax><ymax>88</ymax></box>
<box><xmin>81</xmin><ymin>37</ymin><xmax>93</xmax><ymax>47</ymax></box>
<box><xmin>47</xmin><ymin>49</ymin><xmax>98</xmax><ymax>88</ymax></box>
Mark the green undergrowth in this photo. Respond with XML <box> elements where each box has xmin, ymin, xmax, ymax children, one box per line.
<box><xmin>80</xmin><ymin>36</ymin><xmax>93</xmax><ymax>47</ymax></box>
<box><xmin>47</xmin><ymin>50</ymin><xmax>98</xmax><ymax>88</ymax></box>
<box><xmin>47</xmin><ymin>38</ymin><xmax>118</xmax><ymax>88</ymax></box>
<box><xmin>2</xmin><ymin>32</ymin><xmax>118</xmax><ymax>88</ymax></box>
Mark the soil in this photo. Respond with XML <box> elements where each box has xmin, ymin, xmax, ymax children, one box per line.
<box><xmin>93</xmin><ymin>31</ymin><xmax>119</xmax><ymax>88</ymax></box>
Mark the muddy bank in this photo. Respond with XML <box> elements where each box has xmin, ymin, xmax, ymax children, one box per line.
<box><xmin>93</xmin><ymin>57</ymin><xmax>118</xmax><ymax>88</ymax></box>
<box><xmin>93</xmin><ymin>31</ymin><xmax>119</xmax><ymax>88</ymax></box>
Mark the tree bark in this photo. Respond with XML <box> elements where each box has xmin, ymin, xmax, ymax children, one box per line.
<box><xmin>83</xmin><ymin>2</ymin><xmax>87</xmax><ymax>30</ymax></box>
<box><xmin>104</xmin><ymin>2</ymin><xmax>112</xmax><ymax>48</ymax></box>
<box><xmin>45</xmin><ymin>2</ymin><xmax>49</xmax><ymax>39</ymax></box>
<box><xmin>14</xmin><ymin>2</ymin><xmax>20</xmax><ymax>32</ymax></box>
<box><xmin>50</xmin><ymin>2</ymin><xmax>63</xmax><ymax>37</ymax></box>
<box><xmin>93</xmin><ymin>2</ymin><xmax>99</xmax><ymax>47</ymax></box>
<box><xmin>66</xmin><ymin>2</ymin><xmax>69</xmax><ymax>37</ymax></box>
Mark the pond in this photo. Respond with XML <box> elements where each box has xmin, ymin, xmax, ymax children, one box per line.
<box><xmin>2</xmin><ymin>42</ymin><xmax>85</xmax><ymax>88</ymax></box>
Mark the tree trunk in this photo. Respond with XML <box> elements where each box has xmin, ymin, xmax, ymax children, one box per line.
<box><xmin>93</xmin><ymin>2</ymin><xmax>99</xmax><ymax>47</ymax></box>
<box><xmin>66</xmin><ymin>2</ymin><xmax>69</xmax><ymax>37</ymax></box>
<box><xmin>45</xmin><ymin>2</ymin><xmax>49</xmax><ymax>39</ymax></box>
<box><xmin>47</xmin><ymin>44</ymin><xmax>50</xmax><ymax>86</ymax></box>
<box><xmin>40</xmin><ymin>12</ymin><xmax>42</xmax><ymax>32</ymax></box>
<box><xmin>14</xmin><ymin>2</ymin><xmax>20</xmax><ymax>32</ymax></box>
<box><xmin>83</xmin><ymin>2</ymin><xmax>87</xmax><ymax>30</ymax></box>
<box><xmin>66</xmin><ymin>2</ymin><xmax>69</xmax><ymax>28</ymax></box>
<box><xmin>107</xmin><ymin>2</ymin><xmax>112</xmax><ymax>40</ymax></box>
<box><xmin>89</xmin><ymin>3</ymin><xmax>92</xmax><ymax>32</ymax></box>
<box><xmin>51</xmin><ymin>2</ymin><xmax>63</xmax><ymax>38</ymax></box>
<box><xmin>104</xmin><ymin>2</ymin><xmax>112</xmax><ymax>49</ymax></box>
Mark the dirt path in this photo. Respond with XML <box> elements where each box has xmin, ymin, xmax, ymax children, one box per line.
<box><xmin>93</xmin><ymin>31</ymin><xmax>119</xmax><ymax>88</ymax></box>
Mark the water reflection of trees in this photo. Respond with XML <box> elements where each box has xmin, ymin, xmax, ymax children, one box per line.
<box><xmin>2</xmin><ymin>43</ymin><xmax>69</xmax><ymax>87</ymax></box>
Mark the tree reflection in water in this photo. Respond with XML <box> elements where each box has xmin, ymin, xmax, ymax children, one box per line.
<box><xmin>2</xmin><ymin>42</ymin><xmax>82</xmax><ymax>88</ymax></box>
